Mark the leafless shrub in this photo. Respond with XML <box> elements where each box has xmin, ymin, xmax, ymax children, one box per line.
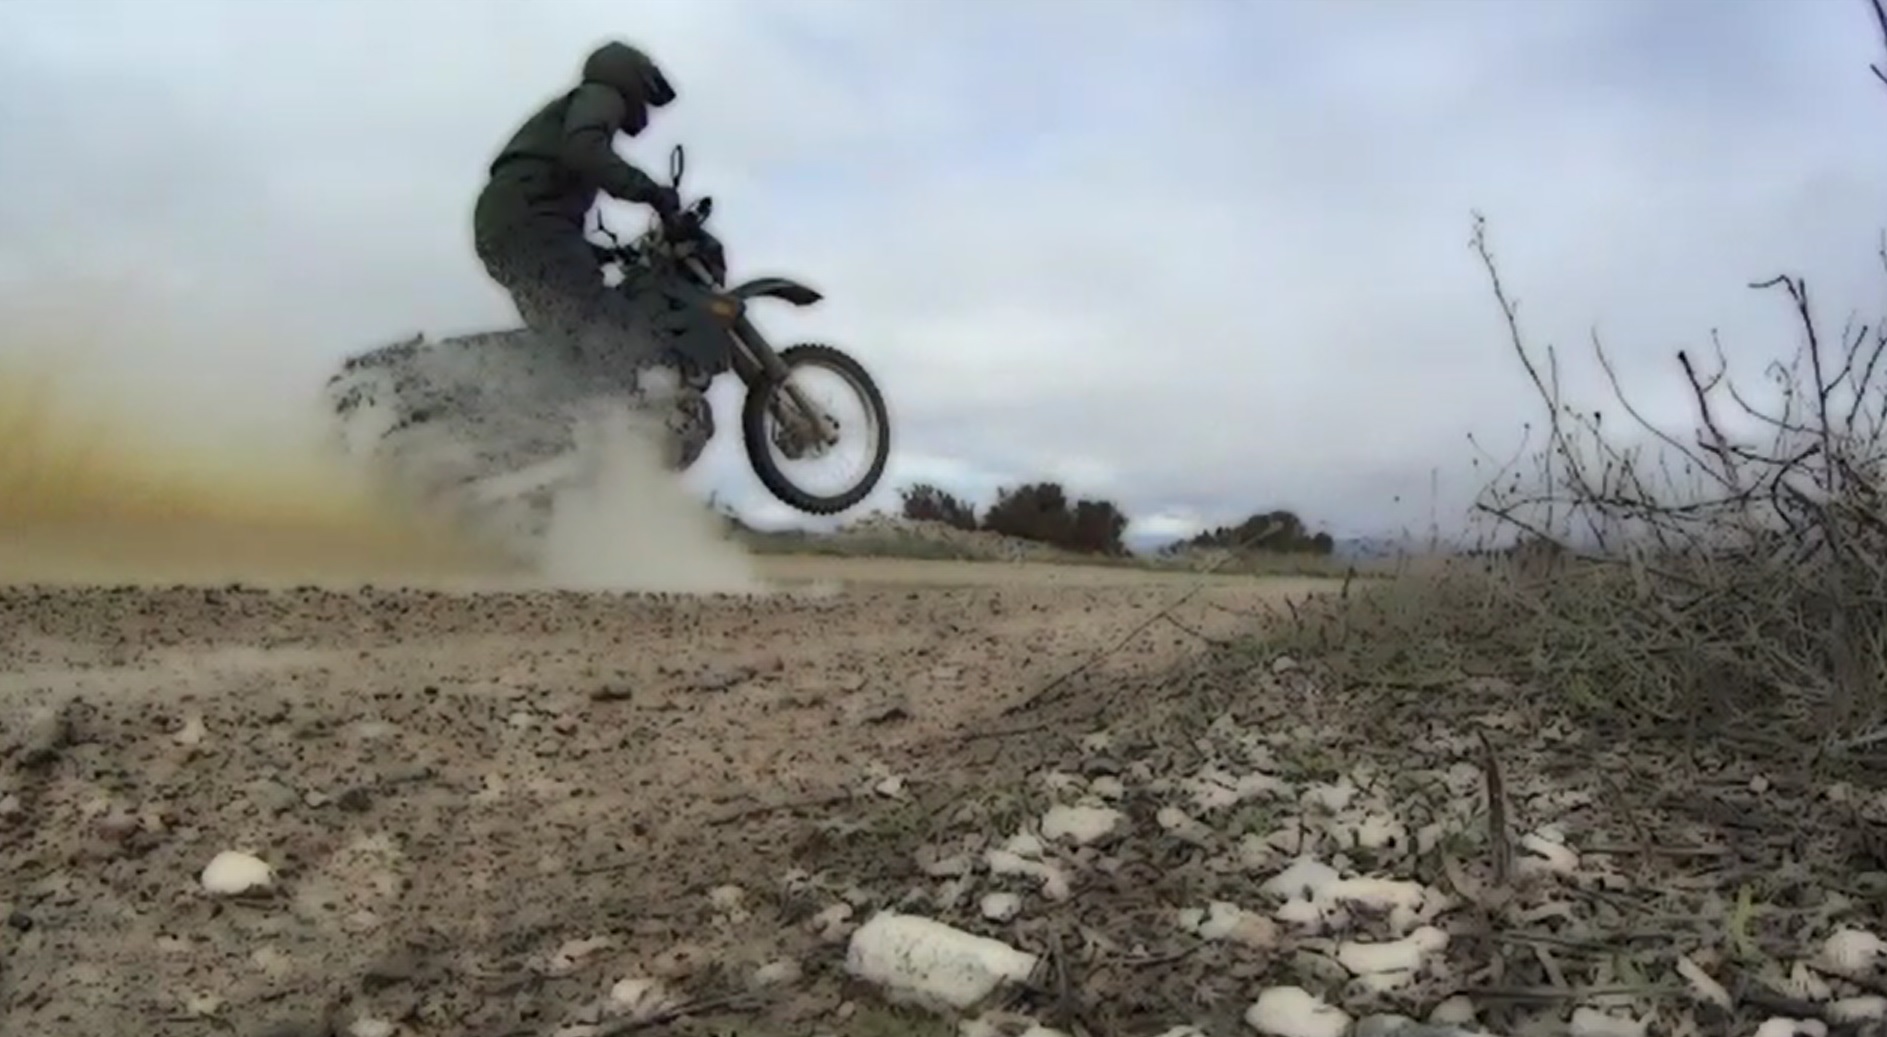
<box><xmin>1280</xmin><ymin>16</ymin><xmax>1887</xmax><ymax>765</ymax></box>
<box><xmin>1288</xmin><ymin>215</ymin><xmax>1887</xmax><ymax>765</ymax></box>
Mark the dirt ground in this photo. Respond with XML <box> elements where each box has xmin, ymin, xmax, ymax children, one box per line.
<box><xmin>0</xmin><ymin>557</ymin><xmax>1332</xmax><ymax>1037</ymax></box>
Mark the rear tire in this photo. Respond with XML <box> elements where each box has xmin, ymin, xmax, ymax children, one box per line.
<box><xmin>741</xmin><ymin>343</ymin><xmax>891</xmax><ymax>515</ymax></box>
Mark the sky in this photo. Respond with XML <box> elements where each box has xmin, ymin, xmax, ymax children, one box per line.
<box><xmin>0</xmin><ymin>0</ymin><xmax>1883</xmax><ymax>543</ymax></box>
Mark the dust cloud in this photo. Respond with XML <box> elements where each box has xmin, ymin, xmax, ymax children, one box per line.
<box><xmin>536</xmin><ymin>408</ymin><xmax>765</xmax><ymax>594</ymax></box>
<box><xmin>0</xmin><ymin>357</ymin><xmax>513</xmax><ymax>588</ymax></box>
<box><xmin>0</xmin><ymin>296</ymin><xmax>764</xmax><ymax>593</ymax></box>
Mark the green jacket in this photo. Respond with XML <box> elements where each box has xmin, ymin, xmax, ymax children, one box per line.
<box><xmin>478</xmin><ymin>43</ymin><xmax>669</xmax><ymax>232</ymax></box>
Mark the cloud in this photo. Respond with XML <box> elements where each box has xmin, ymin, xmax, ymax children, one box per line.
<box><xmin>1</xmin><ymin>0</ymin><xmax>1882</xmax><ymax>539</ymax></box>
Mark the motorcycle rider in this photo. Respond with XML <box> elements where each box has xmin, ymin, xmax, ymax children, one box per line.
<box><xmin>471</xmin><ymin>40</ymin><xmax>713</xmax><ymax>470</ymax></box>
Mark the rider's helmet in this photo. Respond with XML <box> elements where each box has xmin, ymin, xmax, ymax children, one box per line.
<box><xmin>581</xmin><ymin>41</ymin><xmax>675</xmax><ymax>136</ymax></box>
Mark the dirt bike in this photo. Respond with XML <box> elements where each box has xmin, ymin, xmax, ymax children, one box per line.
<box><xmin>324</xmin><ymin>144</ymin><xmax>892</xmax><ymax>547</ymax></box>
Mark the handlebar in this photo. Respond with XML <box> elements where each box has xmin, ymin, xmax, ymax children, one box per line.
<box><xmin>590</xmin><ymin>145</ymin><xmax>716</xmax><ymax>271</ymax></box>
<box><xmin>589</xmin><ymin>193</ymin><xmax>722</xmax><ymax>286</ymax></box>
<box><xmin>653</xmin><ymin>143</ymin><xmax>710</xmax><ymax>242</ymax></box>
<box><xmin>664</xmin><ymin>195</ymin><xmax>712</xmax><ymax>238</ymax></box>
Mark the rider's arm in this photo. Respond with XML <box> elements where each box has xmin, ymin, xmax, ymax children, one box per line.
<box><xmin>560</xmin><ymin>84</ymin><xmax>664</xmax><ymax>204</ymax></box>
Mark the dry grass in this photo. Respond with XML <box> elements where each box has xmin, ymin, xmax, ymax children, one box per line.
<box><xmin>1273</xmin><ymin>213</ymin><xmax>1887</xmax><ymax>779</ymax></box>
<box><xmin>1274</xmin><ymin>26</ymin><xmax>1887</xmax><ymax>764</ymax></box>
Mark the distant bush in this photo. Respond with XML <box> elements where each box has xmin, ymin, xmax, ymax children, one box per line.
<box><xmin>898</xmin><ymin>483</ymin><xmax>979</xmax><ymax>531</ymax></box>
<box><xmin>981</xmin><ymin>481</ymin><xmax>1129</xmax><ymax>556</ymax></box>
<box><xmin>1169</xmin><ymin>509</ymin><xmax>1334</xmax><ymax>556</ymax></box>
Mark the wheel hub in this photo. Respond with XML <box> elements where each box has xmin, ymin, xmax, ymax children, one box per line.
<box><xmin>771</xmin><ymin>403</ymin><xmax>840</xmax><ymax>460</ymax></box>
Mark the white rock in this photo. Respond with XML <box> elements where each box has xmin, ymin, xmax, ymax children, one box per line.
<box><xmin>845</xmin><ymin>911</ymin><xmax>1039</xmax><ymax>1013</ymax></box>
<box><xmin>1262</xmin><ymin>857</ymin><xmax>1341</xmax><ymax>901</ymax></box>
<box><xmin>812</xmin><ymin>902</ymin><xmax>855</xmax><ymax>939</ymax></box>
<box><xmin>1245</xmin><ymin>986</ymin><xmax>1351</xmax><ymax>1037</ymax></box>
<box><xmin>1196</xmin><ymin>901</ymin><xmax>1245</xmax><ymax>940</ymax></box>
<box><xmin>1429</xmin><ymin>996</ymin><xmax>1478</xmax><ymax>1025</ymax></box>
<box><xmin>353</xmin><ymin>719</ymin><xmax>399</xmax><ymax>741</ymax></box>
<box><xmin>1264</xmin><ymin>827</ymin><xmax>1305</xmax><ymax>855</ymax></box>
<box><xmin>1003</xmin><ymin>832</ymin><xmax>1046</xmax><ymax>859</ymax></box>
<box><xmin>752</xmin><ymin>958</ymin><xmax>802</xmax><ymax>988</ymax></box>
<box><xmin>1569</xmin><ymin>1008</ymin><xmax>1648</xmax><ymax>1037</ymax></box>
<box><xmin>1352</xmin><ymin>970</ymin><xmax>1420</xmax><ymax>996</ymax></box>
<box><xmin>1347</xmin><ymin>813</ymin><xmax>1407</xmax><ymax>851</ymax></box>
<box><xmin>348</xmin><ymin>1020</ymin><xmax>396</xmax><ymax>1037</ymax></box>
<box><xmin>1819</xmin><ymin>928</ymin><xmax>1885</xmax><ymax>975</ymax></box>
<box><xmin>1041</xmin><ymin>803</ymin><xmax>1123</xmax><ymax>845</ymax></box>
<box><xmin>1337</xmin><ymin>926</ymin><xmax>1447</xmax><ymax>975</ymax></box>
<box><xmin>173</xmin><ymin>716</ymin><xmax>207</xmax><ymax>746</ymax></box>
<box><xmin>1197</xmin><ymin>902</ymin><xmax>1279</xmax><ymax>950</ymax></box>
<box><xmin>1089</xmin><ymin>776</ymin><xmax>1127</xmax><ymax>799</ymax></box>
<box><xmin>874</xmin><ymin>775</ymin><xmax>906</xmax><ymax>798</ymax></box>
<box><xmin>1156</xmin><ymin>806</ymin><xmax>1213</xmax><ymax>842</ymax></box>
<box><xmin>608</xmin><ymin>977</ymin><xmax>675</xmax><ymax>1020</ymax></box>
<box><xmin>981</xmin><ymin>892</ymin><xmax>1022</xmax><ymax>921</ymax></box>
<box><xmin>1518</xmin><ymin>832</ymin><xmax>1579</xmax><ymax>876</ymax></box>
<box><xmin>935</xmin><ymin>875</ymin><xmax>975</xmax><ymax>910</ymax></box>
<box><xmin>1752</xmin><ymin>1020</ymin><xmax>1826</xmax><ymax>1037</ymax></box>
<box><xmin>199</xmin><ymin>851</ymin><xmax>272</xmax><ymax>896</ymax></box>
<box><xmin>1274</xmin><ymin>898</ymin><xmax>1325</xmax><ymax>928</ymax></box>
<box><xmin>707</xmin><ymin>885</ymin><xmax>745</xmax><ymax>912</ymax></box>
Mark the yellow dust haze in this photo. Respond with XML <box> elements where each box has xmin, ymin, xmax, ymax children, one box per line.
<box><xmin>0</xmin><ymin>317</ymin><xmax>512</xmax><ymax>588</ymax></box>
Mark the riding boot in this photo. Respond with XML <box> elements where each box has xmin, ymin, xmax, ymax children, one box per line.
<box><xmin>667</xmin><ymin>390</ymin><xmax>714</xmax><ymax>471</ymax></box>
<box><xmin>629</xmin><ymin>355</ymin><xmax>715</xmax><ymax>471</ymax></box>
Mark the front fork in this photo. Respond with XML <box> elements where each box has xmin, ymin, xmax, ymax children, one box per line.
<box><xmin>681</xmin><ymin>256</ymin><xmax>837</xmax><ymax>454</ymax></box>
<box><xmin>728</xmin><ymin>314</ymin><xmax>838</xmax><ymax>455</ymax></box>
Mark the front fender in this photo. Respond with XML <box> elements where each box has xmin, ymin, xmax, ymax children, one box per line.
<box><xmin>729</xmin><ymin>276</ymin><xmax>824</xmax><ymax>307</ymax></box>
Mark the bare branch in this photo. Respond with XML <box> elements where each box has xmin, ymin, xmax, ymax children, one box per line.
<box><xmin>1870</xmin><ymin>0</ymin><xmax>1887</xmax><ymax>88</ymax></box>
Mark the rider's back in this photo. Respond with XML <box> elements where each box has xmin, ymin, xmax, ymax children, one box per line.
<box><xmin>483</xmin><ymin>92</ymin><xmax>593</xmax><ymax>227</ymax></box>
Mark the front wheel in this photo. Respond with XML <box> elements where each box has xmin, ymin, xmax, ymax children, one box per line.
<box><xmin>741</xmin><ymin>343</ymin><xmax>891</xmax><ymax>515</ymax></box>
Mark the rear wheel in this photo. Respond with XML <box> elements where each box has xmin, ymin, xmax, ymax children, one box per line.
<box><xmin>740</xmin><ymin>343</ymin><xmax>890</xmax><ymax>515</ymax></box>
